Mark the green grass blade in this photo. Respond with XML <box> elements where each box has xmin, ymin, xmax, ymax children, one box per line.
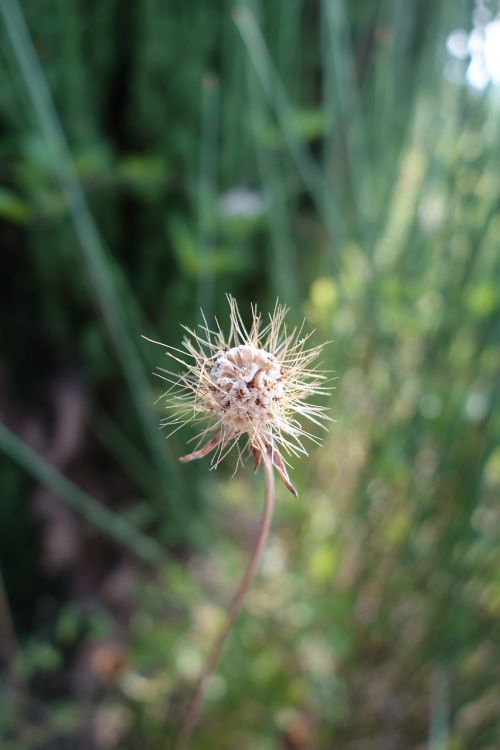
<box><xmin>196</xmin><ymin>72</ymin><xmax>220</xmax><ymax>319</ymax></box>
<box><xmin>0</xmin><ymin>0</ymin><xmax>187</xmax><ymax>525</ymax></box>
<box><xmin>0</xmin><ymin>421</ymin><xmax>165</xmax><ymax>566</ymax></box>
<box><xmin>242</xmin><ymin>2</ymin><xmax>298</xmax><ymax>306</ymax></box>
<box><xmin>233</xmin><ymin>4</ymin><xmax>345</xmax><ymax>271</ymax></box>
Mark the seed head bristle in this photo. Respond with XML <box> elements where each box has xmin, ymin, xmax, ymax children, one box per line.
<box><xmin>148</xmin><ymin>294</ymin><xmax>332</xmax><ymax>496</ymax></box>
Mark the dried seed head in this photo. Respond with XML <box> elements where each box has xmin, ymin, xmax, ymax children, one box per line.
<box><xmin>209</xmin><ymin>345</ymin><xmax>283</xmax><ymax>430</ymax></box>
<box><xmin>147</xmin><ymin>295</ymin><xmax>332</xmax><ymax>496</ymax></box>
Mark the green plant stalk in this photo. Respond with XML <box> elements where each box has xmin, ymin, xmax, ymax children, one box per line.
<box><xmin>321</xmin><ymin>0</ymin><xmax>370</xmax><ymax>241</ymax></box>
<box><xmin>0</xmin><ymin>0</ymin><xmax>187</xmax><ymax>524</ymax></box>
<box><xmin>0</xmin><ymin>421</ymin><xmax>164</xmax><ymax>566</ymax></box>
<box><xmin>173</xmin><ymin>457</ymin><xmax>276</xmax><ymax>750</ymax></box>
<box><xmin>234</xmin><ymin>3</ymin><xmax>344</xmax><ymax>270</ymax></box>
<box><xmin>243</xmin><ymin>0</ymin><xmax>298</xmax><ymax>307</ymax></box>
<box><xmin>196</xmin><ymin>72</ymin><xmax>219</xmax><ymax>319</ymax></box>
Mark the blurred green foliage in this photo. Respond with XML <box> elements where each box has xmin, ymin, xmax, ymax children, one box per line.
<box><xmin>1</xmin><ymin>0</ymin><xmax>500</xmax><ymax>748</ymax></box>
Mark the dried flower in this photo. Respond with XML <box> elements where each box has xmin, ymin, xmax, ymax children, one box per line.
<box><xmin>149</xmin><ymin>295</ymin><xmax>331</xmax><ymax>496</ymax></box>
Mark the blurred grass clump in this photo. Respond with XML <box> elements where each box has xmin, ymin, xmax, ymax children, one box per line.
<box><xmin>1</xmin><ymin>0</ymin><xmax>500</xmax><ymax>748</ymax></box>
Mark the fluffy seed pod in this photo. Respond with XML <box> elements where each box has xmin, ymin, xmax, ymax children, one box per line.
<box><xmin>148</xmin><ymin>296</ymin><xmax>331</xmax><ymax>496</ymax></box>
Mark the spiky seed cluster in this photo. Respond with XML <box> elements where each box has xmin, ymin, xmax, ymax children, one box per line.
<box><xmin>209</xmin><ymin>345</ymin><xmax>283</xmax><ymax>430</ymax></box>
<box><xmin>149</xmin><ymin>296</ymin><xmax>331</xmax><ymax>496</ymax></box>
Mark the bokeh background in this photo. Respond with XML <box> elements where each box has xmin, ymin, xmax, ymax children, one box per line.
<box><xmin>1</xmin><ymin>1</ymin><xmax>500</xmax><ymax>748</ymax></box>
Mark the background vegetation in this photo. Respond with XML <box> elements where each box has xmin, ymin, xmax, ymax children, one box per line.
<box><xmin>1</xmin><ymin>0</ymin><xmax>500</xmax><ymax>748</ymax></box>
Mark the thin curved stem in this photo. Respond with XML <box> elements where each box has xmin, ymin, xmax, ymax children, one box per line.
<box><xmin>173</xmin><ymin>458</ymin><xmax>275</xmax><ymax>750</ymax></box>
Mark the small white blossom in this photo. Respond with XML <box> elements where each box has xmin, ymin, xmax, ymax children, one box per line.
<box><xmin>218</xmin><ymin>188</ymin><xmax>269</xmax><ymax>220</ymax></box>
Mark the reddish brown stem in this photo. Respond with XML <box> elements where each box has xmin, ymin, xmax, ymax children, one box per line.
<box><xmin>173</xmin><ymin>457</ymin><xmax>275</xmax><ymax>750</ymax></box>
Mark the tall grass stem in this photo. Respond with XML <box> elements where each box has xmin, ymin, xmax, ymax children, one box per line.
<box><xmin>196</xmin><ymin>73</ymin><xmax>219</xmax><ymax>319</ymax></box>
<box><xmin>0</xmin><ymin>422</ymin><xmax>165</xmax><ymax>566</ymax></box>
<box><xmin>0</xmin><ymin>0</ymin><xmax>187</xmax><ymax>523</ymax></box>
<box><xmin>234</xmin><ymin>5</ymin><xmax>344</xmax><ymax>270</ymax></box>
